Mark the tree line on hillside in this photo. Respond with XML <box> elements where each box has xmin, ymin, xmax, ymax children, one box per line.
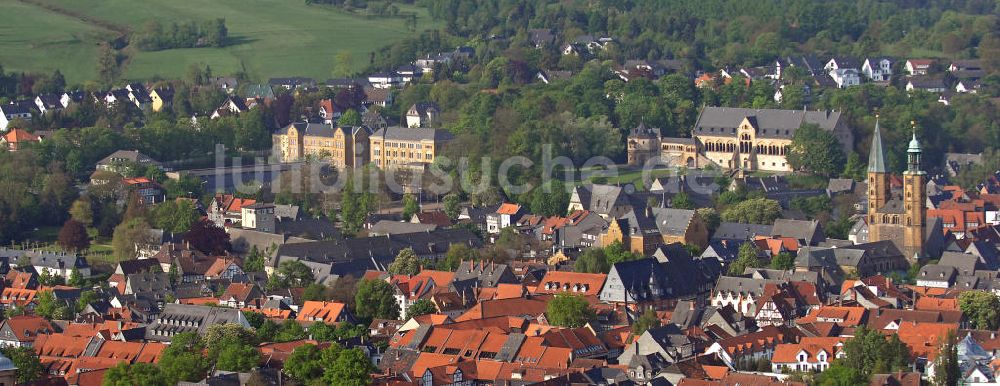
<box><xmin>130</xmin><ymin>19</ymin><xmax>228</xmax><ymax>51</ymax></box>
<box><xmin>418</xmin><ymin>0</ymin><xmax>999</xmax><ymax>71</ymax></box>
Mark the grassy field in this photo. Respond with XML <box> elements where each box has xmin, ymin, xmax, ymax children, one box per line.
<box><xmin>0</xmin><ymin>1</ymin><xmax>111</xmax><ymax>82</ymax></box>
<box><xmin>1</xmin><ymin>0</ymin><xmax>442</xmax><ymax>84</ymax></box>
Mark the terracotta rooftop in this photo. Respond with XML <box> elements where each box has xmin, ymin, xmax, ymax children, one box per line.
<box><xmin>296</xmin><ymin>301</ymin><xmax>349</xmax><ymax>324</ymax></box>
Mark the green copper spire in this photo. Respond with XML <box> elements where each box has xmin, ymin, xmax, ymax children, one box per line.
<box><xmin>907</xmin><ymin>131</ymin><xmax>921</xmax><ymax>154</ymax></box>
<box><xmin>868</xmin><ymin>116</ymin><xmax>886</xmax><ymax>173</ymax></box>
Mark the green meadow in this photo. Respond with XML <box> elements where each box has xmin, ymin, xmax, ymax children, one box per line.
<box><xmin>0</xmin><ymin>0</ymin><xmax>441</xmax><ymax>84</ymax></box>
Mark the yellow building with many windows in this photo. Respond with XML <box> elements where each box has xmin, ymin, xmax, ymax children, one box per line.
<box><xmin>369</xmin><ymin>127</ymin><xmax>454</xmax><ymax>170</ymax></box>
<box><xmin>272</xmin><ymin>122</ymin><xmax>371</xmax><ymax>168</ymax></box>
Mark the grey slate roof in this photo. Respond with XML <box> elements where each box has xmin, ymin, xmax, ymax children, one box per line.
<box><xmin>651</xmin><ymin>208</ymin><xmax>696</xmax><ymax>236</ymax></box>
<box><xmin>144</xmin><ymin>304</ymin><xmax>247</xmax><ymax>342</ymax></box>
<box><xmin>772</xmin><ymin>219</ymin><xmax>824</xmax><ymax>245</ymax></box>
<box><xmin>572</xmin><ymin>184</ymin><xmax>631</xmax><ymax>217</ymax></box>
<box><xmin>0</xmin><ymin>250</ymin><xmax>90</xmax><ymax>270</ymax></box>
<box><xmin>599</xmin><ymin>256</ymin><xmax>720</xmax><ymax>303</ymax></box>
<box><xmin>918</xmin><ymin>264</ymin><xmax>957</xmax><ymax>282</ymax></box>
<box><xmin>97</xmin><ymin>150</ymin><xmax>163</xmax><ymax>168</ymax></box>
<box><xmin>126</xmin><ymin>271</ymin><xmax>172</xmax><ymax>300</ymax></box>
<box><xmin>712</xmin><ymin>222</ymin><xmax>773</xmax><ymax>241</ymax></box>
<box><xmin>827</xmin><ymin>178</ymin><xmax>855</xmax><ymax>195</ymax></box>
<box><xmin>693</xmin><ymin>107</ymin><xmax>842</xmax><ymax>140</ymax></box>
<box><xmin>115</xmin><ymin>258</ymin><xmax>161</xmax><ymax>275</ymax></box>
<box><xmin>712</xmin><ymin>276</ymin><xmax>776</xmax><ymax>297</ymax></box>
<box><xmin>746</xmin><ymin>268</ymin><xmax>819</xmax><ymax>284</ymax></box>
<box><xmin>453</xmin><ymin>261</ymin><xmax>517</xmax><ymax>288</ymax></box>
<box><xmin>369</xmin><ymin>220</ymin><xmax>437</xmax><ymax>235</ymax></box>
<box><xmin>273</xmin><ymin>228</ymin><xmax>481</xmax><ymax>281</ymax></box>
<box><xmin>496</xmin><ymin>333</ymin><xmax>526</xmax><ymax>362</ymax></box>
<box><xmin>371</xmin><ymin>126</ymin><xmax>454</xmax><ymax>142</ymax></box>
<box><xmin>700</xmin><ymin>239</ymin><xmax>744</xmax><ymax>263</ymax></box>
<box><xmin>938</xmin><ymin>252</ymin><xmax>980</xmax><ymax>276</ymax></box>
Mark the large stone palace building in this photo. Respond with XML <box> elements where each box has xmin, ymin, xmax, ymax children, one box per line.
<box><xmin>866</xmin><ymin>119</ymin><xmax>942</xmax><ymax>261</ymax></box>
<box><xmin>627</xmin><ymin>107</ymin><xmax>854</xmax><ymax>172</ymax></box>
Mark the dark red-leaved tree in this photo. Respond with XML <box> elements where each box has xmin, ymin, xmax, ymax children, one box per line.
<box><xmin>271</xmin><ymin>93</ymin><xmax>294</xmax><ymax>127</ymax></box>
<box><xmin>57</xmin><ymin>219</ymin><xmax>90</xmax><ymax>253</ymax></box>
<box><xmin>183</xmin><ymin>219</ymin><xmax>231</xmax><ymax>255</ymax></box>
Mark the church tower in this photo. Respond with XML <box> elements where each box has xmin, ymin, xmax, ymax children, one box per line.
<box><xmin>867</xmin><ymin>117</ymin><xmax>890</xmax><ymax>242</ymax></box>
<box><xmin>902</xmin><ymin>123</ymin><xmax>927</xmax><ymax>259</ymax></box>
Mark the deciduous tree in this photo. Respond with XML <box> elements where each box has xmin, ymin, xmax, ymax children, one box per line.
<box><xmin>407</xmin><ymin>299</ymin><xmax>437</xmax><ymax>317</ymax></box>
<box><xmin>69</xmin><ymin>198</ymin><xmax>93</xmax><ymax>227</ymax></box>
<box><xmin>575</xmin><ymin>248</ymin><xmax>610</xmax><ymax>274</ymax></box>
<box><xmin>183</xmin><ymin>219</ymin><xmax>231</xmax><ymax>255</ymax></box>
<box><xmin>959</xmin><ymin>290</ymin><xmax>1000</xmax><ymax>330</ymax></box>
<box><xmin>57</xmin><ymin>219</ymin><xmax>90</xmax><ymax>253</ymax></box>
<box><xmin>546</xmin><ymin>293</ymin><xmax>595</xmax><ymax>328</ymax></box>
<box><xmin>355</xmin><ymin>279</ymin><xmax>399</xmax><ymax>321</ymax></box>
<box><xmin>632</xmin><ymin>309</ymin><xmax>661</xmax><ymax>335</ymax></box>
<box><xmin>111</xmin><ymin>217</ymin><xmax>153</xmax><ymax>260</ymax></box>
<box><xmin>787</xmin><ymin>123</ymin><xmax>846</xmax><ymax>177</ymax></box>
<box><xmin>103</xmin><ymin>362</ymin><xmax>168</xmax><ymax>386</ymax></box>
<box><xmin>157</xmin><ymin>332</ymin><xmax>207</xmax><ymax>384</ymax></box>
<box><xmin>402</xmin><ymin>193</ymin><xmax>419</xmax><ymax>220</ymax></box>
<box><xmin>443</xmin><ymin>193</ymin><xmax>461</xmax><ymax>219</ymax></box>
<box><xmin>721</xmin><ymin>198</ymin><xmax>782</xmax><ymax>224</ymax></box>
<box><xmin>728</xmin><ymin>242</ymin><xmax>763</xmax><ymax>275</ymax></box>
<box><xmin>0</xmin><ymin>346</ymin><xmax>44</xmax><ymax>383</ymax></box>
<box><xmin>388</xmin><ymin>248</ymin><xmax>420</xmax><ymax>276</ymax></box>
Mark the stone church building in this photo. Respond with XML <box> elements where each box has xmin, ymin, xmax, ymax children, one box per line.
<box><xmin>865</xmin><ymin>119</ymin><xmax>943</xmax><ymax>261</ymax></box>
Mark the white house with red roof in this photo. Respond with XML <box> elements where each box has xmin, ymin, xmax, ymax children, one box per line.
<box><xmin>207</xmin><ymin>194</ymin><xmax>257</xmax><ymax>227</ymax></box>
<box><xmin>770</xmin><ymin>337</ymin><xmax>846</xmax><ymax>373</ymax></box>
<box><xmin>486</xmin><ymin>203</ymin><xmax>525</xmax><ymax>234</ymax></box>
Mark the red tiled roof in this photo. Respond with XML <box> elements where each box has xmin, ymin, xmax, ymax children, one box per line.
<box><xmin>413</xmin><ymin>211</ymin><xmax>452</xmax><ymax>227</ymax></box>
<box><xmin>258</xmin><ymin>340</ymin><xmax>329</xmax><ymax>366</ymax></box>
<box><xmin>928</xmin><ymin>207</ymin><xmax>986</xmax><ymax>234</ymax></box>
<box><xmin>914</xmin><ymin>297</ymin><xmax>959</xmax><ymax>311</ymax></box>
<box><xmin>3</xmin><ymin>128</ymin><xmax>40</xmax><ymax>143</ymax></box>
<box><xmin>772</xmin><ymin>337</ymin><xmax>845</xmax><ymax>364</ymax></box>
<box><xmin>409</xmin><ymin>353</ymin><xmax>460</xmax><ymax>378</ymax></box>
<box><xmin>797</xmin><ymin>306</ymin><xmax>868</xmax><ymax>326</ymax></box>
<box><xmin>75</xmin><ymin>369</ymin><xmax>107</xmax><ymax>386</ymax></box>
<box><xmin>296</xmin><ymin>301</ymin><xmax>348</xmax><ymax>324</ymax></box>
<box><xmin>455</xmin><ymin>295</ymin><xmax>551</xmax><ymax>322</ymax></box>
<box><xmin>0</xmin><ymin>287</ymin><xmax>37</xmax><ymax>306</ymax></box>
<box><xmin>319</xmin><ymin>99</ymin><xmax>334</xmax><ymax>115</ymax></box>
<box><xmin>1</xmin><ymin>315</ymin><xmax>55</xmax><ymax>342</ymax></box>
<box><xmin>496</xmin><ymin>203</ymin><xmax>521</xmax><ymax>215</ymax></box>
<box><xmin>6</xmin><ymin>270</ymin><xmax>36</xmax><ymax>289</ymax></box>
<box><xmin>438</xmin><ymin>316</ymin><xmax>528</xmax><ymax>334</ymax></box>
<box><xmin>715</xmin><ymin>325</ymin><xmax>800</xmax><ymax>357</ymax></box>
<box><xmin>532</xmin><ymin>271</ymin><xmax>606</xmax><ymax>297</ymax></box>
<box><xmin>478</xmin><ymin>283</ymin><xmax>525</xmax><ymax>300</ymax></box>
<box><xmin>896</xmin><ymin>321</ymin><xmax>957</xmax><ymax>360</ymax></box>
<box><xmin>122</xmin><ymin>177</ymin><xmax>154</xmax><ymax>185</ymax></box>
<box><xmin>540</xmin><ymin>327</ymin><xmax>605</xmax><ymax>355</ymax></box>
<box><xmin>243</xmin><ymin>307</ymin><xmax>294</xmax><ymax>320</ymax></box>
<box><xmin>34</xmin><ymin>333</ymin><xmax>90</xmax><ymax>358</ymax></box>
